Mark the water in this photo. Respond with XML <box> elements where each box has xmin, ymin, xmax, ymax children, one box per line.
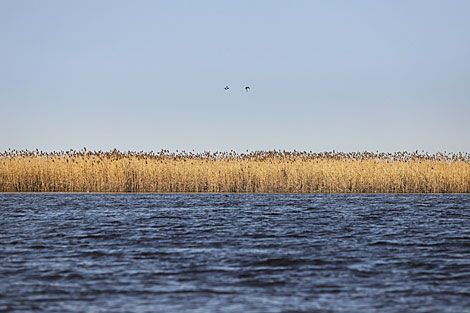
<box><xmin>1</xmin><ymin>194</ymin><xmax>469</xmax><ymax>313</ymax></box>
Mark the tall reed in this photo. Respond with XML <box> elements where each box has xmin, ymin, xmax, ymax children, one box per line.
<box><xmin>1</xmin><ymin>149</ymin><xmax>469</xmax><ymax>193</ymax></box>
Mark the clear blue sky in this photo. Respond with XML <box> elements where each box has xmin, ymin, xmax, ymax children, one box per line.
<box><xmin>1</xmin><ymin>1</ymin><xmax>469</xmax><ymax>153</ymax></box>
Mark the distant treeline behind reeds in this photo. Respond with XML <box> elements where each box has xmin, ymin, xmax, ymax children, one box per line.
<box><xmin>1</xmin><ymin>149</ymin><xmax>470</xmax><ymax>193</ymax></box>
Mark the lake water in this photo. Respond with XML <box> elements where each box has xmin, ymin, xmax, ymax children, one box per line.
<box><xmin>1</xmin><ymin>193</ymin><xmax>469</xmax><ymax>313</ymax></box>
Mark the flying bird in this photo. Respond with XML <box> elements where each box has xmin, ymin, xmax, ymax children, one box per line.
<box><xmin>224</xmin><ymin>86</ymin><xmax>230</xmax><ymax>90</ymax></box>
<box><xmin>245</xmin><ymin>86</ymin><xmax>250</xmax><ymax>92</ymax></box>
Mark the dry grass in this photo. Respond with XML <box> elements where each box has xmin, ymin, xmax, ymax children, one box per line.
<box><xmin>1</xmin><ymin>149</ymin><xmax>469</xmax><ymax>193</ymax></box>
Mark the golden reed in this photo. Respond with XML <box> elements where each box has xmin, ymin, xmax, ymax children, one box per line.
<box><xmin>1</xmin><ymin>149</ymin><xmax>469</xmax><ymax>193</ymax></box>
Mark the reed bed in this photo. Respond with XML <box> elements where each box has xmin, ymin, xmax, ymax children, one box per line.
<box><xmin>1</xmin><ymin>149</ymin><xmax>469</xmax><ymax>193</ymax></box>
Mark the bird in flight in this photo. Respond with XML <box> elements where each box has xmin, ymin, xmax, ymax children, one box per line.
<box><xmin>245</xmin><ymin>86</ymin><xmax>250</xmax><ymax>92</ymax></box>
<box><xmin>224</xmin><ymin>86</ymin><xmax>230</xmax><ymax>91</ymax></box>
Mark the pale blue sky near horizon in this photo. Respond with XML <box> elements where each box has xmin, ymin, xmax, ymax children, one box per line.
<box><xmin>1</xmin><ymin>0</ymin><xmax>469</xmax><ymax>153</ymax></box>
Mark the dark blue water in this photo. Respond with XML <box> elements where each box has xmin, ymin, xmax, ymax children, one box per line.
<box><xmin>1</xmin><ymin>194</ymin><xmax>469</xmax><ymax>313</ymax></box>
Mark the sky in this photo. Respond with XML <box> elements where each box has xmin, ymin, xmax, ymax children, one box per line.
<box><xmin>1</xmin><ymin>0</ymin><xmax>469</xmax><ymax>153</ymax></box>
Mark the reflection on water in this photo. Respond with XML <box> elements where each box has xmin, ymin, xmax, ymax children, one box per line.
<box><xmin>1</xmin><ymin>193</ymin><xmax>469</xmax><ymax>312</ymax></box>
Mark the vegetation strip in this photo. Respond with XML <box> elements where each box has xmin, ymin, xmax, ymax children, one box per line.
<box><xmin>1</xmin><ymin>149</ymin><xmax>469</xmax><ymax>193</ymax></box>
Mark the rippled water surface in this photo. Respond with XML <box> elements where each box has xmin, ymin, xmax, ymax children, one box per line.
<box><xmin>1</xmin><ymin>194</ymin><xmax>470</xmax><ymax>312</ymax></box>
